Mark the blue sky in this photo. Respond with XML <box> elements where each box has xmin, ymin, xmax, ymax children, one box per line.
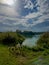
<box><xmin>0</xmin><ymin>0</ymin><xmax>49</xmax><ymax>32</ymax></box>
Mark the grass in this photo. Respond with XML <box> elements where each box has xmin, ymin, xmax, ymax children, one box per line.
<box><xmin>25</xmin><ymin>50</ymin><xmax>49</xmax><ymax>65</ymax></box>
<box><xmin>0</xmin><ymin>44</ymin><xmax>19</xmax><ymax>65</ymax></box>
<box><xmin>0</xmin><ymin>44</ymin><xmax>33</xmax><ymax>65</ymax></box>
<box><xmin>0</xmin><ymin>32</ymin><xmax>49</xmax><ymax>65</ymax></box>
<box><xmin>0</xmin><ymin>44</ymin><xmax>42</xmax><ymax>65</ymax></box>
<box><xmin>0</xmin><ymin>44</ymin><xmax>49</xmax><ymax>65</ymax></box>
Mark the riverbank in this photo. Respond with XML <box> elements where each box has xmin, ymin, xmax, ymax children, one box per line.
<box><xmin>0</xmin><ymin>44</ymin><xmax>49</xmax><ymax>65</ymax></box>
<box><xmin>0</xmin><ymin>44</ymin><xmax>39</xmax><ymax>65</ymax></box>
<box><xmin>0</xmin><ymin>32</ymin><xmax>49</xmax><ymax>65</ymax></box>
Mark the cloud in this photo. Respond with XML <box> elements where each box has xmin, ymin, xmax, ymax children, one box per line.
<box><xmin>25</xmin><ymin>12</ymin><xmax>42</xmax><ymax>19</ymax></box>
<box><xmin>23</xmin><ymin>0</ymin><xmax>49</xmax><ymax>27</ymax></box>
<box><xmin>0</xmin><ymin>0</ymin><xmax>49</xmax><ymax>32</ymax></box>
<box><xmin>24</xmin><ymin>0</ymin><xmax>34</xmax><ymax>10</ymax></box>
<box><xmin>0</xmin><ymin>4</ymin><xmax>20</xmax><ymax>17</ymax></box>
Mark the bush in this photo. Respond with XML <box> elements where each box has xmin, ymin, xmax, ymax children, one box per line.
<box><xmin>32</xmin><ymin>47</ymin><xmax>39</xmax><ymax>52</ymax></box>
<box><xmin>2</xmin><ymin>34</ymin><xmax>16</xmax><ymax>46</ymax></box>
<box><xmin>37</xmin><ymin>32</ymin><xmax>49</xmax><ymax>49</ymax></box>
<box><xmin>0</xmin><ymin>32</ymin><xmax>25</xmax><ymax>46</ymax></box>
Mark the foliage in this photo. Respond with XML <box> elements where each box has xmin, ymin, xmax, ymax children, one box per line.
<box><xmin>37</xmin><ymin>32</ymin><xmax>49</xmax><ymax>49</ymax></box>
<box><xmin>17</xmin><ymin>33</ymin><xmax>25</xmax><ymax>46</ymax></box>
<box><xmin>2</xmin><ymin>34</ymin><xmax>16</xmax><ymax>46</ymax></box>
<box><xmin>0</xmin><ymin>32</ymin><xmax>25</xmax><ymax>46</ymax></box>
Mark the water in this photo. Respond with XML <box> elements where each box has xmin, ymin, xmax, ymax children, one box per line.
<box><xmin>23</xmin><ymin>35</ymin><xmax>40</xmax><ymax>47</ymax></box>
<box><xmin>23</xmin><ymin>34</ymin><xmax>49</xmax><ymax>65</ymax></box>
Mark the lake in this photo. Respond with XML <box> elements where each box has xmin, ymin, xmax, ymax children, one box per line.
<box><xmin>23</xmin><ymin>35</ymin><xmax>40</xmax><ymax>47</ymax></box>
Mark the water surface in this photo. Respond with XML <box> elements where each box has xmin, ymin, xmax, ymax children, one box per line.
<box><xmin>23</xmin><ymin>35</ymin><xmax>40</xmax><ymax>47</ymax></box>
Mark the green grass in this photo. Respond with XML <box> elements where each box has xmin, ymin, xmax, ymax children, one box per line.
<box><xmin>0</xmin><ymin>32</ymin><xmax>49</xmax><ymax>65</ymax></box>
<box><xmin>0</xmin><ymin>44</ymin><xmax>33</xmax><ymax>65</ymax></box>
<box><xmin>0</xmin><ymin>44</ymin><xmax>49</xmax><ymax>65</ymax></box>
<box><xmin>0</xmin><ymin>44</ymin><xmax>42</xmax><ymax>65</ymax></box>
<box><xmin>0</xmin><ymin>44</ymin><xmax>19</xmax><ymax>65</ymax></box>
<box><xmin>25</xmin><ymin>51</ymin><xmax>49</xmax><ymax>65</ymax></box>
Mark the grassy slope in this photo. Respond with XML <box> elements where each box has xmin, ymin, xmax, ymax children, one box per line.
<box><xmin>0</xmin><ymin>44</ymin><xmax>19</xmax><ymax>65</ymax></box>
<box><xmin>25</xmin><ymin>50</ymin><xmax>49</xmax><ymax>65</ymax></box>
<box><xmin>26</xmin><ymin>32</ymin><xmax>49</xmax><ymax>65</ymax></box>
<box><xmin>0</xmin><ymin>45</ymin><xmax>49</xmax><ymax>65</ymax></box>
<box><xmin>0</xmin><ymin>32</ymin><xmax>49</xmax><ymax>65</ymax></box>
<box><xmin>0</xmin><ymin>44</ymin><xmax>42</xmax><ymax>65</ymax></box>
<box><xmin>0</xmin><ymin>44</ymin><xmax>32</xmax><ymax>65</ymax></box>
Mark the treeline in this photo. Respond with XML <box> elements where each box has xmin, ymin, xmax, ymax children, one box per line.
<box><xmin>16</xmin><ymin>30</ymin><xmax>44</xmax><ymax>38</ymax></box>
<box><xmin>16</xmin><ymin>30</ymin><xmax>34</xmax><ymax>38</ymax></box>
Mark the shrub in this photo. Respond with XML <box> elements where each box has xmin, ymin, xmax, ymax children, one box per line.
<box><xmin>0</xmin><ymin>32</ymin><xmax>25</xmax><ymax>46</ymax></box>
<box><xmin>2</xmin><ymin>34</ymin><xmax>16</xmax><ymax>46</ymax></box>
<box><xmin>32</xmin><ymin>47</ymin><xmax>39</xmax><ymax>52</ymax></box>
<box><xmin>37</xmin><ymin>32</ymin><xmax>49</xmax><ymax>49</ymax></box>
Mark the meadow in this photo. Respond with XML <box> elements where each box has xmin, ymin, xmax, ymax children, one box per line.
<box><xmin>0</xmin><ymin>32</ymin><xmax>49</xmax><ymax>65</ymax></box>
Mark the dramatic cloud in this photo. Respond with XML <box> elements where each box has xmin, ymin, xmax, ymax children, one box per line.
<box><xmin>0</xmin><ymin>5</ymin><xmax>19</xmax><ymax>17</ymax></box>
<box><xmin>22</xmin><ymin>0</ymin><xmax>49</xmax><ymax>31</ymax></box>
<box><xmin>24</xmin><ymin>0</ymin><xmax>34</xmax><ymax>10</ymax></box>
<box><xmin>0</xmin><ymin>0</ymin><xmax>20</xmax><ymax>17</ymax></box>
<box><xmin>0</xmin><ymin>0</ymin><xmax>49</xmax><ymax>32</ymax></box>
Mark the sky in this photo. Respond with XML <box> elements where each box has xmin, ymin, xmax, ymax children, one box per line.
<box><xmin>0</xmin><ymin>0</ymin><xmax>49</xmax><ymax>32</ymax></box>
